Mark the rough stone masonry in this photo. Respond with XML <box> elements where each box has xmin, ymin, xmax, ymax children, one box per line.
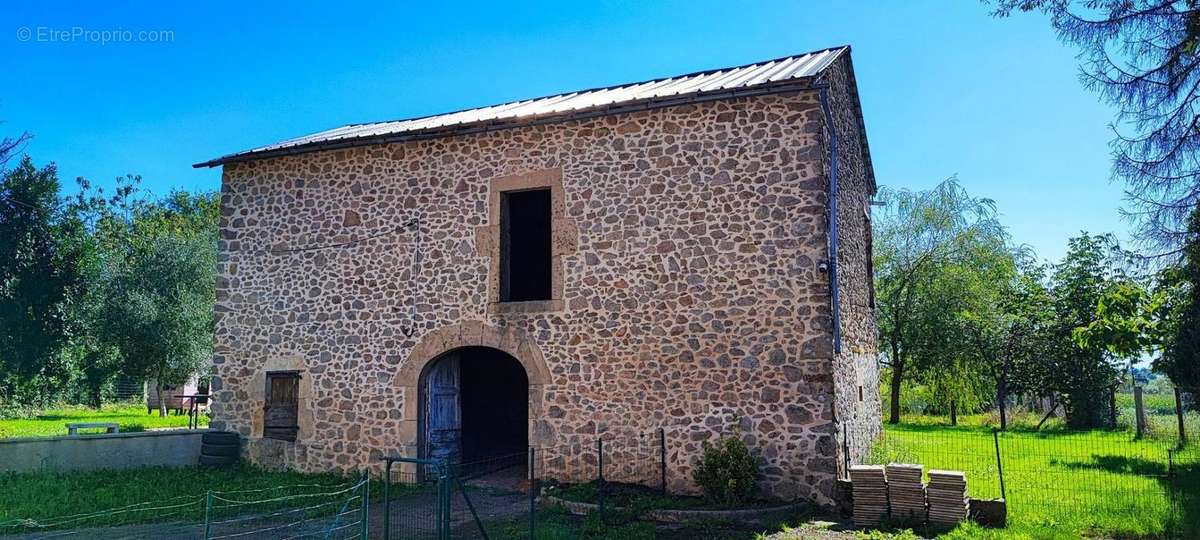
<box><xmin>205</xmin><ymin>49</ymin><xmax>880</xmax><ymax>505</ymax></box>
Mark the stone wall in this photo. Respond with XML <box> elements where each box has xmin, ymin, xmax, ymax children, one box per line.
<box><xmin>825</xmin><ymin>55</ymin><xmax>883</xmax><ymax>471</ymax></box>
<box><xmin>211</xmin><ymin>68</ymin><xmax>874</xmax><ymax>503</ymax></box>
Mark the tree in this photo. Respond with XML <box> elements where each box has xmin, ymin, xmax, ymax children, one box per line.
<box><xmin>1047</xmin><ymin>233</ymin><xmax>1129</xmax><ymax>428</ymax></box>
<box><xmin>86</xmin><ymin>180</ymin><xmax>218</xmax><ymax>416</ymax></box>
<box><xmin>874</xmin><ymin>177</ymin><xmax>1010</xmax><ymax>424</ymax></box>
<box><xmin>1074</xmin><ymin>278</ymin><xmax>1158</xmax><ymax>362</ymax></box>
<box><xmin>1157</xmin><ymin>206</ymin><xmax>1200</xmax><ymax>392</ymax></box>
<box><xmin>0</xmin><ymin>157</ymin><xmax>84</xmax><ymax>406</ymax></box>
<box><xmin>990</xmin><ymin>1</ymin><xmax>1200</xmax><ymax>251</ymax></box>
<box><xmin>956</xmin><ymin>256</ymin><xmax>1055</xmax><ymax>430</ymax></box>
<box><xmin>0</xmin><ymin>124</ymin><xmax>31</xmax><ymax>169</ymax></box>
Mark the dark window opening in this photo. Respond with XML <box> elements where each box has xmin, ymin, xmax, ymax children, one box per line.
<box><xmin>264</xmin><ymin>371</ymin><xmax>300</xmax><ymax>442</ymax></box>
<box><xmin>500</xmin><ymin>189</ymin><xmax>552</xmax><ymax>302</ymax></box>
<box><xmin>858</xmin><ymin>385</ymin><xmax>864</xmax><ymax>402</ymax></box>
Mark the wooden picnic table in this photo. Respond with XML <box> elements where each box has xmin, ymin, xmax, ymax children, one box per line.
<box><xmin>173</xmin><ymin>394</ymin><xmax>209</xmax><ymax>429</ymax></box>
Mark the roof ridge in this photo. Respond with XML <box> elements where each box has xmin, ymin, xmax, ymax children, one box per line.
<box><xmin>345</xmin><ymin>45</ymin><xmax>849</xmax><ymax>128</ymax></box>
<box><xmin>196</xmin><ymin>45</ymin><xmax>849</xmax><ymax>168</ymax></box>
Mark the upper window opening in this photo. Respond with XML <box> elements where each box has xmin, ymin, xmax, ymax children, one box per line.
<box><xmin>500</xmin><ymin>189</ymin><xmax>552</xmax><ymax>302</ymax></box>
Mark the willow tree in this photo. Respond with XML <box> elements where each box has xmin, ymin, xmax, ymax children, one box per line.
<box><xmin>874</xmin><ymin>178</ymin><xmax>1010</xmax><ymax>424</ymax></box>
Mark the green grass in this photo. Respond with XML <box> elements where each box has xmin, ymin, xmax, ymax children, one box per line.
<box><xmin>864</xmin><ymin>419</ymin><xmax>1200</xmax><ymax>539</ymax></box>
<box><xmin>0</xmin><ymin>463</ymin><xmax>380</xmax><ymax>534</ymax></box>
<box><xmin>0</xmin><ymin>404</ymin><xmax>206</xmax><ymax>438</ymax></box>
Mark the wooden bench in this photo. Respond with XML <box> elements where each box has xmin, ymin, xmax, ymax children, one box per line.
<box><xmin>66</xmin><ymin>422</ymin><xmax>120</xmax><ymax>436</ymax></box>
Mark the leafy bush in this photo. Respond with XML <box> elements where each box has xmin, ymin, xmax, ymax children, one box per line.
<box><xmin>692</xmin><ymin>431</ymin><xmax>758</xmax><ymax>506</ymax></box>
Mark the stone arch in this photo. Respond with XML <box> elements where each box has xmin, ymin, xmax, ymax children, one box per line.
<box><xmin>391</xmin><ymin>321</ymin><xmax>550</xmax><ymax>457</ymax></box>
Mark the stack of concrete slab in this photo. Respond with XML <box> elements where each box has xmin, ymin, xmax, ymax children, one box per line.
<box><xmin>927</xmin><ymin>470</ymin><xmax>969</xmax><ymax>525</ymax></box>
<box><xmin>849</xmin><ymin>465</ymin><xmax>888</xmax><ymax>527</ymax></box>
<box><xmin>885</xmin><ymin>463</ymin><xmax>926</xmax><ymax>520</ymax></box>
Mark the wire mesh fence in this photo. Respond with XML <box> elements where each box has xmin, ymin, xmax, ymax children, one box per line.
<box><xmin>848</xmin><ymin>426</ymin><xmax>1004</xmax><ymax>500</ymax></box>
<box><xmin>381</xmin><ymin>457</ymin><xmax>446</xmax><ymax>539</ymax></box>
<box><xmin>847</xmin><ymin>422</ymin><xmax>1200</xmax><ymax>537</ymax></box>
<box><xmin>382</xmin><ymin>430</ymin><xmax>670</xmax><ymax>539</ymax></box>
<box><xmin>0</xmin><ymin>476</ymin><xmax>370</xmax><ymax>540</ymax></box>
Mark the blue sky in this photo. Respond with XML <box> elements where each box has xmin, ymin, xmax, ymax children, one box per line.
<box><xmin>2</xmin><ymin>0</ymin><xmax>1122</xmax><ymax>262</ymax></box>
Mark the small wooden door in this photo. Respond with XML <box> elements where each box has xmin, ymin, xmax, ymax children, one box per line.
<box><xmin>424</xmin><ymin>354</ymin><xmax>461</xmax><ymax>464</ymax></box>
<box><xmin>264</xmin><ymin>372</ymin><xmax>300</xmax><ymax>441</ymax></box>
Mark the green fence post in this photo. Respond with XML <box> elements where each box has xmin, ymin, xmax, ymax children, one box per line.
<box><xmin>528</xmin><ymin>446</ymin><xmax>537</xmax><ymax>540</ymax></box>
<box><xmin>360</xmin><ymin>472</ymin><xmax>369</xmax><ymax>540</ymax></box>
<box><xmin>383</xmin><ymin>459</ymin><xmax>392</xmax><ymax>540</ymax></box>
<box><xmin>1168</xmin><ymin>449</ymin><xmax>1177</xmax><ymax>538</ymax></box>
<box><xmin>597</xmin><ymin>437</ymin><xmax>605</xmax><ymax>516</ymax></box>
<box><xmin>440</xmin><ymin>464</ymin><xmax>451</xmax><ymax>540</ymax></box>
<box><xmin>203</xmin><ymin>490</ymin><xmax>213</xmax><ymax>540</ymax></box>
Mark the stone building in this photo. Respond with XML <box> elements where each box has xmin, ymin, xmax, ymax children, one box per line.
<box><xmin>196</xmin><ymin>45</ymin><xmax>880</xmax><ymax>504</ymax></box>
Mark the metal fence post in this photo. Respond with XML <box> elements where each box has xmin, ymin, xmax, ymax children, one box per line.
<box><xmin>528</xmin><ymin>446</ymin><xmax>537</xmax><ymax>540</ymax></box>
<box><xmin>203</xmin><ymin>490</ymin><xmax>213</xmax><ymax>540</ymax></box>
<box><xmin>597</xmin><ymin>437</ymin><xmax>605</xmax><ymax>515</ymax></box>
<box><xmin>659</xmin><ymin>428</ymin><xmax>667</xmax><ymax>495</ymax></box>
<box><xmin>1168</xmin><ymin>449</ymin><xmax>1177</xmax><ymax>538</ymax></box>
<box><xmin>439</xmin><ymin>464</ymin><xmax>450</xmax><ymax>540</ymax></box>
<box><xmin>383</xmin><ymin>459</ymin><xmax>392</xmax><ymax>539</ymax></box>
<box><xmin>360</xmin><ymin>472</ymin><xmax>369</xmax><ymax>540</ymax></box>
<box><xmin>992</xmin><ymin>428</ymin><xmax>1007</xmax><ymax>501</ymax></box>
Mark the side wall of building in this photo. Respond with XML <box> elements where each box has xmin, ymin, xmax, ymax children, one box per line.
<box><xmin>211</xmin><ymin>91</ymin><xmax>850</xmax><ymax>503</ymax></box>
<box><xmin>824</xmin><ymin>55</ymin><xmax>882</xmax><ymax>473</ymax></box>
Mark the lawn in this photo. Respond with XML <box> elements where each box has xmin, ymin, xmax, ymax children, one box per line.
<box><xmin>0</xmin><ymin>404</ymin><xmax>205</xmax><ymax>438</ymax></box>
<box><xmin>864</xmin><ymin>415</ymin><xmax>1200</xmax><ymax>539</ymax></box>
<box><xmin>0</xmin><ymin>464</ymin><xmax>378</xmax><ymax>535</ymax></box>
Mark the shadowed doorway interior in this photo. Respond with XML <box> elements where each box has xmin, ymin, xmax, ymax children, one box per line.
<box><xmin>421</xmin><ymin>346</ymin><xmax>529</xmax><ymax>469</ymax></box>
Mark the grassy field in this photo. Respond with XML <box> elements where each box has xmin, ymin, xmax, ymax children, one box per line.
<box><xmin>0</xmin><ymin>404</ymin><xmax>205</xmax><ymax>438</ymax></box>
<box><xmin>865</xmin><ymin>415</ymin><xmax>1200</xmax><ymax>539</ymax></box>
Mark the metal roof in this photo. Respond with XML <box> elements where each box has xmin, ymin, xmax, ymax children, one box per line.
<box><xmin>195</xmin><ymin>46</ymin><xmax>847</xmax><ymax>168</ymax></box>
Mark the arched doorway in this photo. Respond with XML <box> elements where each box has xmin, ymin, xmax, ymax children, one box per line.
<box><xmin>419</xmin><ymin>346</ymin><xmax>529</xmax><ymax>466</ymax></box>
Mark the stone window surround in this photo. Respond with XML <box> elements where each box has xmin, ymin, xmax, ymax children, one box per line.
<box><xmin>475</xmin><ymin>168</ymin><xmax>578</xmax><ymax>314</ymax></box>
<box><xmin>249</xmin><ymin>357</ymin><xmax>314</xmax><ymax>444</ymax></box>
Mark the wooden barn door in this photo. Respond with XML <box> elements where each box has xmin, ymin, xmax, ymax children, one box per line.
<box><xmin>423</xmin><ymin>354</ymin><xmax>461</xmax><ymax>465</ymax></box>
<box><xmin>264</xmin><ymin>372</ymin><xmax>300</xmax><ymax>441</ymax></box>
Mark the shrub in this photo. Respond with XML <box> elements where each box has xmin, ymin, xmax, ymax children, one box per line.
<box><xmin>692</xmin><ymin>430</ymin><xmax>758</xmax><ymax>506</ymax></box>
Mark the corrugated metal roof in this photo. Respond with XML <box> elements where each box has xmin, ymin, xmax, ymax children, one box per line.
<box><xmin>195</xmin><ymin>46</ymin><xmax>847</xmax><ymax>168</ymax></box>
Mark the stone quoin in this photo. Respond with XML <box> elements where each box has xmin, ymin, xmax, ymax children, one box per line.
<box><xmin>198</xmin><ymin>45</ymin><xmax>881</xmax><ymax>505</ymax></box>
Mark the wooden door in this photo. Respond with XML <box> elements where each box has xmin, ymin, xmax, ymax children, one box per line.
<box><xmin>265</xmin><ymin>372</ymin><xmax>300</xmax><ymax>441</ymax></box>
<box><xmin>424</xmin><ymin>354</ymin><xmax>461</xmax><ymax>464</ymax></box>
